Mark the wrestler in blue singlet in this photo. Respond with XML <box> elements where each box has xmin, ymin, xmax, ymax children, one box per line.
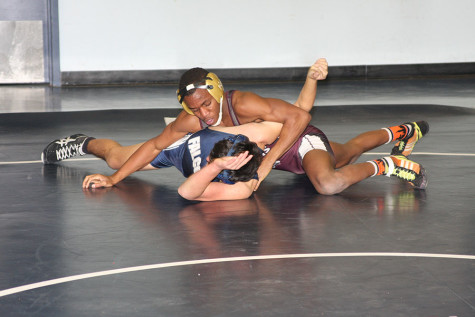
<box><xmin>150</xmin><ymin>90</ymin><xmax>244</xmax><ymax>179</ymax></box>
<box><xmin>150</xmin><ymin>128</ymin><xmax>248</xmax><ymax>181</ymax></box>
<box><xmin>150</xmin><ymin>128</ymin><xmax>235</xmax><ymax>177</ymax></box>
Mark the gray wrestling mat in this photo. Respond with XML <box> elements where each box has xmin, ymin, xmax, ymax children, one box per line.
<box><xmin>1</xmin><ymin>104</ymin><xmax>474</xmax><ymax>316</ymax></box>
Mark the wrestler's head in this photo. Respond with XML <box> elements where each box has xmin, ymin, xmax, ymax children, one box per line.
<box><xmin>177</xmin><ymin>68</ymin><xmax>224</xmax><ymax>126</ymax></box>
<box><xmin>209</xmin><ymin>135</ymin><xmax>263</xmax><ymax>184</ymax></box>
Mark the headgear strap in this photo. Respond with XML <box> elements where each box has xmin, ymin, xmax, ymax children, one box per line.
<box><xmin>176</xmin><ymin>72</ymin><xmax>224</xmax><ymax>116</ymax></box>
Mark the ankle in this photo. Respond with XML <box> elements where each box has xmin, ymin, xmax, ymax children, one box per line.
<box><xmin>368</xmin><ymin>157</ymin><xmax>393</xmax><ymax>177</ymax></box>
<box><xmin>82</xmin><ymin>137</ymin><xmax>96</xmax><ymax>154</ymax></box>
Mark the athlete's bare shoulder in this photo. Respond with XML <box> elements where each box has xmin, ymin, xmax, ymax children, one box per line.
<box><xmin>230</xmin><ymin>90</ymin><xmax>267</xmax><ymax>123</ymax></box>
<box><xmin>231</xmin><ymin>90</ymin><xmax>259</xmax><ymax>105</ymax></box>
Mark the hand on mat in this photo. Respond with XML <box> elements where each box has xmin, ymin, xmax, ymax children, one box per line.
<box><xmin>213</xmin><ymin>151</ymin><xmax>253</xmax><ymax>171</ymax></box>
<box><xmin>82</xmin><ymin>173</ymin><xmax>114</xmax><ymax>189</ymax></box>
<box><xmin>308</xmin><ymin>58</ymin><xmax>328</xmax><ymax>81</ymax></box>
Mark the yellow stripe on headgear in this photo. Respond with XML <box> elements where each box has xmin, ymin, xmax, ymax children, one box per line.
<box><xmin>176</xmin><ymin>72</ymin><xmax>224</xmax><ymax>115</ymax></box>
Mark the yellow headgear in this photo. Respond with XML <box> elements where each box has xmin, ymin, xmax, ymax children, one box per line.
<box><xmin>176</xmin><ymin>72</ymin><xmax>224</xmax><ymax>115</ymax></box>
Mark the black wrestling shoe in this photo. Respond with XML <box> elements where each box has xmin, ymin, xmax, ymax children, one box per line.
<box><xmin>41</xmin><ymin>134</ymin><xmax>92</xmax><ymax>164</ymax></box>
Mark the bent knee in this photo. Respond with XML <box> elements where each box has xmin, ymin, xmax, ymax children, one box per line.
<box><xmin>309</xmin><ymin>174</ymin><xmax>345</xmax><ymax>195</ymax></box>
<box><xmin>315</xmin><ymin>182</ymin><xmax>343</xmax><ymax>196</ymax></box>
<box><xmin>106</xmin><ymin>157</ymin><xmax>124</xmax><ymax>170</ymax></box>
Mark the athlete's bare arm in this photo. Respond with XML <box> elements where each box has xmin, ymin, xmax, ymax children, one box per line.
<box><xmin>179</xmin><ymin>59</ymin><xmax>329</xmax><ymax>200</ymax></box>
<box><xmin>232</xmin><ymin>92</ymin><xmax>311</xmax><ymax>187</ymax></box>
<box><xmin>82</xmin><ymin>111</ymin><xmax>201</xmax><ymax>188</ymax></box>
<box><xmin>210</xmin><ymin>121</ymin><xmax>283</xmax><ymax>148</ymax></box>
<box><xmin>178</xmin><ymin>151</ymin><xmax>256</xmax><ymax>201</ymax></box>
<box><xmin>294</xmin><ymin>58</ymin><xmax>328</xmax><ymax>112</ymax></box>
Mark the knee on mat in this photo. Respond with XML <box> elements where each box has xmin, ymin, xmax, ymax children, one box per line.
<box><xmin>311</xmin><ymin>176</ymin><xmax>344</xmax><ymax>195</ymax></box>
<box><xmin>106</xmin><ymin>157</ymin><xmax>123</xmax><ymax>170</ymax></box>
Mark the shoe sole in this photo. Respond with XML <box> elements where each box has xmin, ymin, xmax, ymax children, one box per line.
<box><xmin>41</xmin><ymin>151</ymin><xmax>56</xmax><ymax>165</ymax></box>
<box><xmin>413</xmin><ymin>166</ymin><xmax>428</xmax><ymax>190</ymax></box>
<box><xmin>404</xmin><ymin>122</ymin><xmax>426</xmax><ymax>156</ymax></box>
<box><xmin>390</xmin><ymin>155</ymin><xmax>428</xmax><ymax>190</ymax></box>
<box><xmin>391</xmin><ymin>121</ymin><xmax>429</xmax><ymax>157</ymax></box>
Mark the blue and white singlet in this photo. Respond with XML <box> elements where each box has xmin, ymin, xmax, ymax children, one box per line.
<box><xmin>150</xmin><ymin>128</ymin><xmax>236</xmax><ymax>178</ymax></box>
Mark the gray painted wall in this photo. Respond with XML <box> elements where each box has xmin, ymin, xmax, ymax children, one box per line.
<box><xmin>0</xmin><ymin>0</ymin><xmax>52</xmax><ymax>84</ymax></box>
<box><xmin>58</xmin><ymin>0</ymin><xmax>475</xmax><ymax>72</ymax></box>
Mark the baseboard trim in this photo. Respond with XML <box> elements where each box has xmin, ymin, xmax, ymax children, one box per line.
<box><xmin>60</xmin><ymin>62</ymin><xmax>475</xmax><ymax>86</ymax></box>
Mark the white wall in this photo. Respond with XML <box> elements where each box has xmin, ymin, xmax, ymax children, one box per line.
<box><xmin>58</xmin><ymin>0</ymin><xmax>475</xmax><ymax>72</ymax></box>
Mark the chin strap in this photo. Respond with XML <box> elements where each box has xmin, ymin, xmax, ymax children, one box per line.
<box><xmin>211</xmin><ymin>96</ymin><xmax>223</xmax><ymax>127</ymax></box>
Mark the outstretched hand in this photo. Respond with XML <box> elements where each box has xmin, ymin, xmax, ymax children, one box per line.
<box><xmin>82</xmin><ymin>174</ymin><xmax>114</xmax><ymax>189</ymax></box>
<box><xmin>308</xmin><ymin>58</ymin><xmax>328</xmax><ymax>81</ymax></box>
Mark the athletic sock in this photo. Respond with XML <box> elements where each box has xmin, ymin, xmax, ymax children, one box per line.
<box><xmin>382</xmin><ymin>124</ymin><xmax>412</xmax><ymax>144</ymax></box>
<box><xmin>81</xmin><ymin>137</ymin><xmax>96</xmax><ymax>154</ymax></box>
<box><xmin>368</xmin><ymin>158</ymin><xmax>388</xmax><ymax>177</ymax></box>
